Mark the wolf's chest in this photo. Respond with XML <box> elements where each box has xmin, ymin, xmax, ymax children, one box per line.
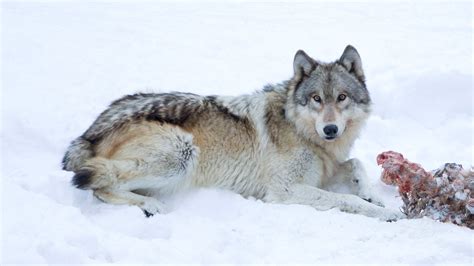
<box><xmin>270</xmin><ymin>148</ymin><xmax>328</xmax><ymax>188</ymax></box>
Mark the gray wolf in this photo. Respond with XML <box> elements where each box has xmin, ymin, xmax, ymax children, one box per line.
<box><xmin>62</xmin><ymin>45</ymin><xmax>404</xmax><ymax>221</ymax></box>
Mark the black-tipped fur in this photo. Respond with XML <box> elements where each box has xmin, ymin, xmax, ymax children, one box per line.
<box><xmin>78</xmin><ymin>92</ymin><xmax>246</xmax><ymax>146</ymax></box>
<box><xmin>62</xmin><ymin>152</ymin><xmax>71</xmax><ymax>170</ymax></box>
<box><xmin>62</xmin><ymin>92</ymin><xmax>248</xmax><ymax>175</ymax></box>
<box><xmin>72</xmin><ymin>169</ymin><xmax>94</xmax><ymax>189</ymax></box>
<box><xmin>81</xmin><ymin>93</ymin><xmax>204</xmax><ymax>144</ymax></box>
<box><xmin>62</xmin><ymin>137</ymin><xmax>94</xmax><ymax>171</ymax></box>
<box><xmin>204</xmin><ymin>96</ymin><xmax>244</xmax><ymax>122</ymax></box>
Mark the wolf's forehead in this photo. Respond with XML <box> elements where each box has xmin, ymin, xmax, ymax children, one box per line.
<box><xmin>308</xmin><ymin>64</ymin><xmax>355</xmax><ymax>91</ymax></box>
<box><xmin>316</xmin><ymin>63</ymin><xmax>370</xmax><ymax>104</ymax></box>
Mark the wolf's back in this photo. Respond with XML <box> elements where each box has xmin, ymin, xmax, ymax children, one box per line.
<box><xmin>61</xmin><ymin>92</ymin><xmax>213</xmax><ymax>173</ymax></box>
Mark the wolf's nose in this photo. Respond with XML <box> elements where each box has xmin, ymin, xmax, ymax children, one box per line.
<box><xmin>323</xmin><ymin>124</ymin><xmax>338</xmax><ymax>137</ymax></box>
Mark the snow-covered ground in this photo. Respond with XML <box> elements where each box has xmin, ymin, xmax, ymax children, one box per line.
<box><xmin>1</xmin><ymin>1</ymin><xmax>473</xmax><ymax>264</ymax></box>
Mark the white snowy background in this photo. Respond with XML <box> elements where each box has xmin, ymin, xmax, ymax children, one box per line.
<box><xmin>1</xmin><ymin>1</ymin><xmax>473</xmax><ymax>264</ymax></box>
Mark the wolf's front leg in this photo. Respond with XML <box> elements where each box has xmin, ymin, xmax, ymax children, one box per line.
<box><xmin>267</xmin><ymin>183</ymin><xmax>404</xmax><ymax>221</ymax></box>
<box><xmin>328</xmin><ymin>158</ymin><xmax>385</xmax><ymax>207</ymax></box>
<box><xmin>347</xmin><ymin>158</ymin><xmax>386</xmax><ymax>206</ymax></box>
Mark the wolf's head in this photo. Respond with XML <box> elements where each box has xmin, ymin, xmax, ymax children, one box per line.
<box><xmin>285</xmin><ymin>45</ymin><xmax>371</xmax><ymax>154</ymax></box>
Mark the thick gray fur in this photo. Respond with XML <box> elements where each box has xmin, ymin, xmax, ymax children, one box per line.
<box><xmin>61</xmin><ymin>45</ymin><xmax>405</xmax><ymax>221</ymax></box>
<box><xmin>62</xmin><ymin>93</ymin><xmax>243</xmax><ymax>171</ymax></box>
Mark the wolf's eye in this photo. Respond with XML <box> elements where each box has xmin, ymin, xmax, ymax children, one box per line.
<box><xmin>337</xmin><ymin>94</ymin><xmax>347</xmax><ymax>102</ymax></box>
<box><xmin>312</xmin><ymin>95</ymin><xmax>321</xmax><ymax>103</ymax></box>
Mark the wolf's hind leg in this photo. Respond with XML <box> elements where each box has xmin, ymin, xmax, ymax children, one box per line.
<box><xmin>94</xmin><ymin>189</ymin><xmax>167</xmax><ymax>217</ymax></box>
<box><xmin>74</xmin><ymin>123</ymin><xmax>198</xmax><ymax>216</ymax></box>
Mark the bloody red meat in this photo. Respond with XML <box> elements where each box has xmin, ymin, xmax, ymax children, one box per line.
<box><xmin>377</xmin><ymin>151</ymin><xmax>473</xmax><ymax>229</ymax></box>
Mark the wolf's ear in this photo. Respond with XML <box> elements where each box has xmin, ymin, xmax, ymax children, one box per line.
<box><xmin>293</xmin><ymin>50</ymin><xmax>316</xmax><ymax>75</ymax></box>
<box><xmin>339</xmin><ymin>45</ymin><xmax>365</xmax><ymax>83</ymax></box>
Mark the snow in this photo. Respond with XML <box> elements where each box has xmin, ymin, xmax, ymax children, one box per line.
<box><xmin>1</xmin><ymin>1</ymin><xmax>473</xmax><ymax>264</ymax></box>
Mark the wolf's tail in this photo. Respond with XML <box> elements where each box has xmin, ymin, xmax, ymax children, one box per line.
<box><xmin>62</xmin><ymin>137</ymin><xmax>94</xmax><ymax>172</ymax></box>
<box><xmin>70</xmin><ymin>157</ymin><xmax>117</xmax><ymax>189</ymax></box>
<box><xmin>63</xmin><ymin>138</ymin><xmax>116</xmax><ymax>189</ymax></box>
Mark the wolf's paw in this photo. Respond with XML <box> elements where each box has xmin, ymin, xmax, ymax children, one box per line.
<box><xmin>363</xmin><ymin>197</ymin><xmax>385</xmax><ymax>208</ymax></box>
<box><xmin>140</xmin><ymin>198</ymin><xmax>167</xmax><ymax>218</ymax></box>
<box><xmin>378</xmin><ymin>208</ymin><xmax>406</xmax><ymax>222</ymax></box>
